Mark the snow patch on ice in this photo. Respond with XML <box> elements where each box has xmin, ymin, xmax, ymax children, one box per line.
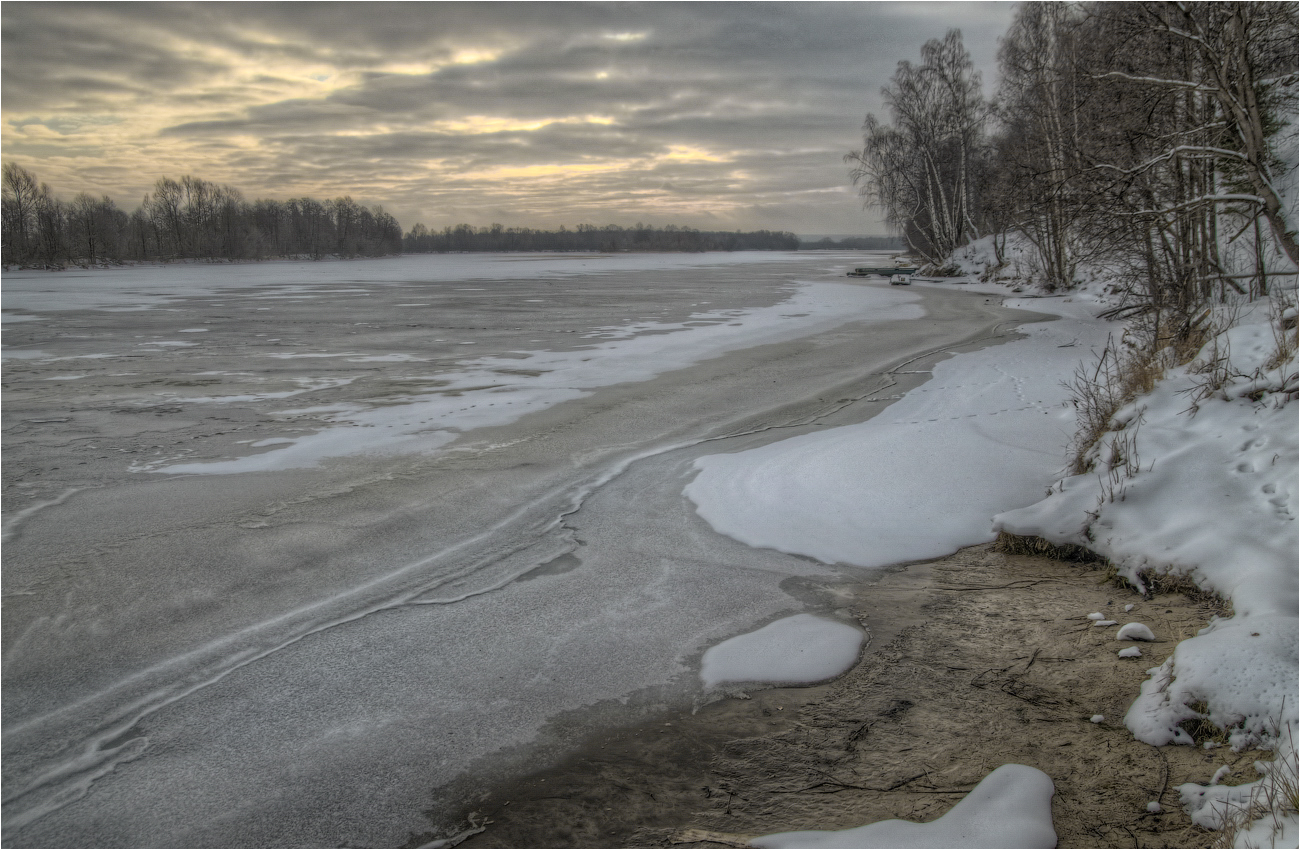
<box><xmin>699</xmin><ymin>614</ymin><xmax>863</xmax><ymax>688</ymax></box>
<box><xmin>158</xmin><ymin>280</ymin><xmax>921</xmax><ymax>474</ymax></box>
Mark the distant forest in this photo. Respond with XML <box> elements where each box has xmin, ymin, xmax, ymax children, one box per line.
<box><xmin>403</xmin><ymin>221</ymin><xmax>798</xmax><ymax>254</ymax></box>
<box><xmin>0</xmin><ymin>164</ymin><xmax>800</xmax><ymax>267</ymax></box>
<box><xmin>798</xmin><ymin>235</ymin><xmax>903</xmax><ymax>250</ymax></box>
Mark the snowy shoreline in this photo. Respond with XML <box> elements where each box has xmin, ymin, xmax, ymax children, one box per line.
<box><xmin>678</xmin><ymin>270</ymin><xmax>1297</xmax><ymax>845</ymax></box>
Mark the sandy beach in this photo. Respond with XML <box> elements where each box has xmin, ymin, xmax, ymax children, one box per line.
<box><xmin>448</xmin><ymin>543</ymin><xmax>1251</xmax><ymax>848</ymax></box>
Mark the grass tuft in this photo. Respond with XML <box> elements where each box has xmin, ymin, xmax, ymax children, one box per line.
<box><xmin>1210</xmin><ymin>733</ymin><xmax>1299</xmax><ymax>849</ymax></box>
<box><xmin>1178</xmin><ymin>700</ymin><xmax>1236</xmax><ymax>748</ymax></box>
<box><xmin>1136</xmin><ymin>568</ymin><xmax>1233</xmax><ymax>617</ymax></box>
<box><xmin>1066</xmin><ymin>311</ymin><xmax>1212</xmax><ymax>475</ymax></box>
<box><xmin>993</xmin><ymin>531</ymin><xmax>1103</xmax><ymax>563</ymax></box>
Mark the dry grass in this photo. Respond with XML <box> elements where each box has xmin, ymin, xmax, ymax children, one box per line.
<box><xmin>1066</xmin><ymin>306</ymin><xmax>1221</xmax><ymax>475</ymax></box>
<box><xmin>1263</xmin><ymin>287</ymin><xmax>1299</xmax><ymax>380</ymax></box>
<box><xmin>1179</xmin><ymin>700</ymin><xmax>1237</xmax><ymax>749</ymax></box>
<box><xmin>1210</xmin><ymin>729</ymin><xmax>1299</xmax><ymax>849</ymax></box>
<box><xmin>993</xmin><ymin>531</ymin><xmax>1103</xmax><ymax>563</ymax></box>
<box><xmin>1066</xmin><ymin>333</ymin><xmax>1174</xmax><ymax>475</ymax></box>
<box><xmin>1137</xmin><ymin>568</ymin><xmax>1234</xmax><ymax>617</ymax></box>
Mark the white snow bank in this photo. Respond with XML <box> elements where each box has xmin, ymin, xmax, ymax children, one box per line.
<box><xmin>699</xmin><ymin>614</ymin><xmax>863</xmax><ymax>688</ymax></box>
<box><xmin>993</xmin><ymin>295</ymin><xmax>1298</xmax><ymax>836</ymax></box>
<box><xmin>752</xmin><ymin>764</ymin><xmax>1056</xmax><ymax>849</ymax></box>
<box><xmin>994</xmin><ymin>298</ymin><xmax>1297</xmax><ymax>751</ymax></box>
<box><xmin>685</xmin><ymin>296</ymin><xmax>1110</xmax><ymax>567</ymax></box>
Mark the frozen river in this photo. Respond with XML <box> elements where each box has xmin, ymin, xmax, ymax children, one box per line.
<box><xmin>2</xmin><ymin>252</ymin><xmax>1048</xmax><ymax>846</ymax></box>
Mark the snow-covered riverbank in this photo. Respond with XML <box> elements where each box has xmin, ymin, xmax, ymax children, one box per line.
<box><xmin>686</xmin><ymin>273</ymin><xmax>1298</xmax><ymax>845</ymax></box>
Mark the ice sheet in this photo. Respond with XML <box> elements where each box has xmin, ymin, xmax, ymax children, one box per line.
<box><xmin>157</xmin><ymin>279</ymin><xmax>921</xmax><ymax>474</ymax></box>
<box><xmin>1</xmin><ymin>251</ymin><xmax>814</xmax><ymax>313</ymax></box>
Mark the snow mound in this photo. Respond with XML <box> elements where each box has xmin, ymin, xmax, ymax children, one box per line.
<box><xmin>699</xmin><ymin>614</ymin><xmax>863</xmax><ymax>688</ymax></box>
<box><xmin>1117</xmin><ymin>623</ymin><xmax>1156</xmax><ymax>642</ymax></box>
<box><xmin>1118</xmin><ymin>647</ymin><xmax>1142</xmax><ymax>659</ymax></box>
<box><xmin>751</xmin><ymin>763</ymin><xmax>1056</xmax><ymax>849</ymax></box>
<box><xmin>995</xmin><ymin>298</ymin><xmax>1297</xmax><ymax>749</ymax></box>
<box><xmin>686</xmin><ymin>296</ymin><xmax>1108</xmax><ymax>567</ymax></box>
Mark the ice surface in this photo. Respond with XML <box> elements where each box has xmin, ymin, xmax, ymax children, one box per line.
<box><xmin>752</xmin><ymin>764</ymin><xmax>1056</xmax><ymax>849</ymax></box>
<box><xmin>699</xmin><ymin>614</ymin><xmax>863</xmax><ymax>687</ymax></box>
<box><xmin>7</xmin><ymin>251</ymin><xmax>981</xmax><ymax>847</ymax></box>
<box><xmin>1</xmin><ymin>251</ymin><xmax>815</xmax><ymax>313</ymax></box>
<box><xmin>157</xmin><ymin>277</ymin><xmax>921</xmax><ymax>474</ymax></box>
<box><xmin>685</xmin><ymin>294</ymin><xmax>1109</xmax><ymax>567</ymax></box>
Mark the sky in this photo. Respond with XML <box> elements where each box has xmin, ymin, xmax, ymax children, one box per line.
<box><xmin>1</xmin><ymin>2</ymin><xmax>1016</xmax><ymax>236</ymax></box>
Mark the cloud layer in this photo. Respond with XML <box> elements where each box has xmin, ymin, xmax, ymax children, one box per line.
<box><xmin>2</xmin><ymin>2</ymin><xmax>1013</xmax><ymax>234</ymax></box>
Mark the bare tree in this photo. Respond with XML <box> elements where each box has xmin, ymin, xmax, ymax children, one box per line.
<box><xmin>1095</xmin><ymin>2</ymin><xmax>1298</xmax><ymax>269</ymax></box>
<box><xmin>3</xmin><ymin>162</ymin><xmax>40</xmax><ymax>263</ymax></box>
<box><xmin>847</xmin><ymin>30</ymin><xmax>991</xmax><ymax>265</ymax></box>
<box><xmin>996</xmin><ymin>2</ymin><xmax>1088</xmax><ymax>289</ymax></box>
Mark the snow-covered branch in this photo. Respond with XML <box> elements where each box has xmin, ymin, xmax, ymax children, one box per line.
<box><xmin>1092</xmin><ymin>70</ymin><xmax>1218</xmax><ymax>92</ymax></box>
<box><xmin>1126</xmin><ymin>194</ymin><xmax>1266</xmax><ymax>217</ymax></box>
<box><xmin>1095</xmin><ymin>145</ymin><xmax>1252</xmax><ymax>177</ymax></box>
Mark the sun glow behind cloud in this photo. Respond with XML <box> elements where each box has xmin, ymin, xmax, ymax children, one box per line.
<box><xmin>1</xmin><ymin>3</ymin><xmax>1016</xmax><ymax>233</ymax></box>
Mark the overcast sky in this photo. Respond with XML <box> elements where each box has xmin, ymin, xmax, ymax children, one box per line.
<box><xmin>2</xmin><ymin>2</ymin><xmax>1015</xmax><ymax>235</ymax></box>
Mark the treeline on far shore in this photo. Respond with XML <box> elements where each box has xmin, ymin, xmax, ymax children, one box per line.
<box><xmin>797</xmin><ymin>235</ymin><xmax>903</xmax><ymax>250</ymax></box>
<box><xmin>402</xmin><ymin>221</ymin><xmax>798</xmax><ymax>254</ymax></box>
<box><xmin>2</xmin><ymin>165</ymin><xmax>403</xmax><ymax>267</ymax></box>
<box><xmin>1</xmin><ymin>163</ymin><xmax>802</xmax><ymax>268</ymax></box>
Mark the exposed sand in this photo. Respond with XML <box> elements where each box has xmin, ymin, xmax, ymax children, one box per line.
<box><xmin>447</xmin><ymin>544</ymin><xmax>1257</xmax><ymax>849</ymax></box>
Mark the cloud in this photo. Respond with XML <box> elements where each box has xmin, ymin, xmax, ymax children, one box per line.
<box><xmin>1</xmin><ymin>1</ymin><xmax>1016</xmax><ymax>233</ymax></box>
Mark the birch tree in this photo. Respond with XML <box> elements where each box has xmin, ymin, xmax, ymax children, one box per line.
<box><xmin>996</xmin><ymin>2</ymin><xmax>1087</xmax><ymax>289</ymax></box>
<box><xmin>1077</xmin><ymin>1</ymin><xmax>1297</xmax><ymax>313</ymax></box>
<box><xmin>847</xmin><ymin>30</ymin><xmax>990</xmax><ymax>265</ymax></box>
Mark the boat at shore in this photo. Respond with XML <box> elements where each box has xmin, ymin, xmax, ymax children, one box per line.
<box><xmin>846</xmin><ymin>262</ymin><xmax>918</xmax><ymax>278</ymax></box>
